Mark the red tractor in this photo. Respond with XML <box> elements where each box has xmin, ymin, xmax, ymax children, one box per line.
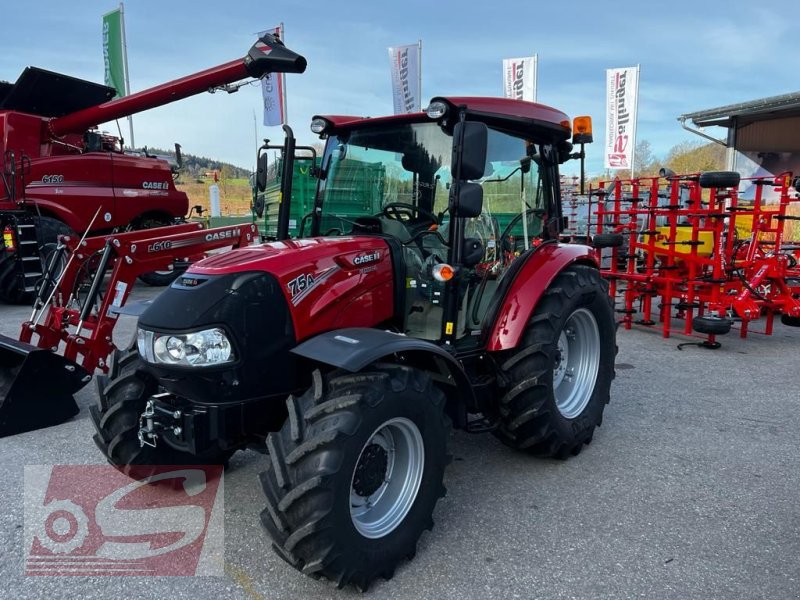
<box><xmin>91</xmin><ymin>97</ymin><xmax>616</xmax><ymax>589</ymax></box>
<box><xmin>0</xmin><ymin>32</ymin><xmax>305</xmax><ymax>302</ymax></box>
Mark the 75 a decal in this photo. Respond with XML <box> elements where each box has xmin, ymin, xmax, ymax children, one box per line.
<box><xmin>287</xmin><ymin>273</ymin><xmax>315</xmax><ymax>298</ymax></box>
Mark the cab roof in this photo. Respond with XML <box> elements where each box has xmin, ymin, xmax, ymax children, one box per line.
<box><xmin>314</xmin><ymin>96</ymin><xmax>573</xmax><ymax>143</ymax></box>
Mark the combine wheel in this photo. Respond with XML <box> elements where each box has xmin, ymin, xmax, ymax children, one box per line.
<box><xmin>495</xmin><ymin>265</ymin><xmax>616</xmax><ymax>458</ymax></box>
<box><xmin>259</xmin><ymin>365</ymin><xmax>449</xmax><ymax>591</ymax></box>
<box><xmin>0</xmin><ymin>217</ymin><xmax>72</xmax><ymax>304</ymax></box>
<box><xmin>90</xmin><ymin>356</ymin><xmax>231</xmax><ymax>476</ymax></box>
<box><xmin>692</xmin><ymin>316</ymin><xmax>732</xmax><ymax>335</ymax></box>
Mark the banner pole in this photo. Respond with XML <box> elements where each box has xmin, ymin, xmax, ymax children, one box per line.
<box><xmin>418</xmin><ymin>39</ymin><xmax>423</xmax><ymax>111</ymax></box>
<box><xmin>631</xmin><ymin>64</ymin><xmax>640</xmax><ymax>178</ymax></box>
<box><xmin>533</xmin><ymin>53</ymin><xmax>538</xmax><ymax>103</ymax></box>
<box><xmin>119</xmin><ymin>2</ymin><xmax>134</xmax><ymax>149</ymax></box>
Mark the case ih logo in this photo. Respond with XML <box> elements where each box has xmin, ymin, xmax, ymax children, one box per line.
<box><xmin>353</xmin><ymin>251</ymin><xmax>380</xmax><ymax>266</ymax></box>
<box><xmin>205</xmin><ymin>228</ymin><xmax>240</xmax><ymax>242</ymax></box>
<box><xmin>142</xmin><ymin>181</ymin><xmax>170</xmax><ymax>190</ymax></box>
<box><xmin>41</xmin><ymin>175</ymin><xmax>64</xmax><ymax>184</ymax></box>
<box><xmin>23</xmin><ymin>465</ymin><xmax>224</xmax><ymax>576</ymax></box>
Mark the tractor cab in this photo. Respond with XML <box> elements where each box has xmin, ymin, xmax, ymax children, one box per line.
<box><xmin>306</xmin><ymin>97</ymin><xmax>587</xmax><ymax>346</ymax></box>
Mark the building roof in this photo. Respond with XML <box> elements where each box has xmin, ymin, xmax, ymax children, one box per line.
<box><xmin>679</xmin><ymin>91</ymin><xmax>800</xmax><ymax>128</ymax></box>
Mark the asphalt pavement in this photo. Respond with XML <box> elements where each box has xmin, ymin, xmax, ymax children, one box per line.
<box><xmin>0</xmin><ymin>286</ymin><xmax>798</xmax><ymax>600</ymax></box>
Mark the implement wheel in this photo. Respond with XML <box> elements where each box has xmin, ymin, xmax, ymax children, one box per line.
<box><xmin>259</xmin><ymin>365</ymin><xmax>449</xmax><ymax>591</ymax></box>
<box><xmin>495</xmin><ymin>265</ymin><xmax>616</xmax><ymax>458</ymax></box>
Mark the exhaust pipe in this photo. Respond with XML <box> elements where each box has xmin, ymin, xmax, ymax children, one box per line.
<box><xmin>0</xmin><ymin>334</ymin><xmax>90</xmax><ymax>437</ymax></box>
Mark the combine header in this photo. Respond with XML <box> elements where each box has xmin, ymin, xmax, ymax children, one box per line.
<box><xmin>0</xmin><ymin>32</ymin><xmax>306</xmax><ymax>302</ymax></box>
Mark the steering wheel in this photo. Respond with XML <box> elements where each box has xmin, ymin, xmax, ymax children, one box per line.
<box><xmin>499</xmin><ymin>208</ymin><xmax>544</xmax><ymax>256</ymax></box>
<box><xmin>382</xmin><ymin>202</ymin><xmax>439</xmax><ymax>224</ymax></box>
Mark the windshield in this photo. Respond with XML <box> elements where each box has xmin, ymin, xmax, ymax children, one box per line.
<box><xmin>315</xmin><ymin>122</ymin><xmax>453</xmax><ymax>234</ymax></box>
<box><xmin>314</xmin><ymin>121</ymin><xmax>550</xmax><ymax>241</ymax></box>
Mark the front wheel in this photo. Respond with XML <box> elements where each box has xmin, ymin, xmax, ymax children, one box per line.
<box><xmin>494</xmin><ymin>265</ymin><xmax>616</xmax><ymax>458</ymax></box>
<box><xmin>259</xmin><ymin>365</ymin><xmax>450</xmax><ymax>591</ymax></box>
<box><xmin>90</xmin><ymin>349</ymin><xmax>232</xmax><ymax>476</ymax></box>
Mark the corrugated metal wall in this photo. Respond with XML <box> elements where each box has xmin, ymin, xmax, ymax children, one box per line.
<box><xmin>735</xmin><ymin>116</ymin><xmax>800</xmax><ymax>152</ymax></box>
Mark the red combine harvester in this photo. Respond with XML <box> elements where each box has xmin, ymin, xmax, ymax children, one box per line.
<box><xmin>0</xmin><ymin>32</ymin><xmax>304</xmax><ymax>302</ymax></box>
<box><xmin>0</xmin><ymin>33</ymin><xmax>306</xmax><ymax>436</ymax></box>
<box><xmin>590</xmin><ymin>171</ymin><xmax>800</xmax><ymax>347</ymax></box>
<box><xmin>89</xmin><ymin>98</ymin><xmax>616</xmax><ymax>589</ymax></box>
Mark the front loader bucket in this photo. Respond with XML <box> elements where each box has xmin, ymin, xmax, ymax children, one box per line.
<box><xmin>0</xmin><ymin>334</ymin><xmax>90</xmax><ymax>438</ymax></box>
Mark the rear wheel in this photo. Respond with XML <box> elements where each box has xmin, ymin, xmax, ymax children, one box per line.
<box><xmin>90</xmin><ymin>352</ymin><xmax>231</xmax><ymax>476</ymax></box>
<box><xmin>494</xmin><ymin>265</ymin><xmax>616</xmax><ymax>458</ymax></box>
<box><xmin>259</xmin><ymin>365</ymin><xmax>449</xmax><ymax>591</ymax></box>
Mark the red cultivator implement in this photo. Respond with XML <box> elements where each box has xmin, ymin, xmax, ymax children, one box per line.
<box><xmin>0</xmin><ymin>222</ymin><xmax>257</xmax><ymax>436</ymax></box>
<box><xmin>590</xmin><ymin>171</ymin><xmax>800</xmax><ymax>347</ymax></box>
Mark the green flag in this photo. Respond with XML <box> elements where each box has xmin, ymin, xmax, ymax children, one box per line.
<box><xmin>102</xmin><ymin>8</ymin><xmax>126</xmax><ymax>98</ymax></box>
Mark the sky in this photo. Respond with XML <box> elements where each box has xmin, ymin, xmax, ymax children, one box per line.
<box><xmin>2</xmin><ymin>0</ymin><xmax>797</xmax><ymax>177</ymax></box>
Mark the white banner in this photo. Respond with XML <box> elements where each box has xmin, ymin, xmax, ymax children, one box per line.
<box><xmin>259</xmin><ymin>26</ymin><xmax>284</xmax><ymax>127</ymax></box>
<box><xmin>388</xmin><ymin>43</ymin><xmax>421</xmax><ymax>114</ymax></box>
<box><xmin>503</xmin><ymin>56</ymin><xmax>537</xmax><ymax>102</ymax></box>
<box><xmin>604</xmin><ymin>66</ymin><xmax>639</xmax><ymax>170</ymax></box>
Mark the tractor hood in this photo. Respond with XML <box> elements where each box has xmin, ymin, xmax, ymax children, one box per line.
<box><xmin>139</xmin><ymin>234</ymin><xmax>396</xmax><ymax>355</ymax></box>
<box><xmin>188</xmin><ymin>236</ymin><xmax>388</xmax><ymax>280</ymax></box>
<box><xmin>135</xmin><ymin>235</ymin><xmax>396</xmax><ymax>405</ymax></box>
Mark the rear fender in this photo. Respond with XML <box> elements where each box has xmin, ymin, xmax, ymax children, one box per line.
<box><xmin>485</xmin><ymin>243</ymin><xmax>599</xmax><ymax>351</ymax></box>
<box><xmin>291</xmin><ymin>327</ymin><xmax>477</xmax><ymax>420</ymax></box>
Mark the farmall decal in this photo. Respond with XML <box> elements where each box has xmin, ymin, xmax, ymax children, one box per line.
<box><xmin>605</xmin><ymin>67</ymin><xmax>639</xmax><ymax>170</ymax></box>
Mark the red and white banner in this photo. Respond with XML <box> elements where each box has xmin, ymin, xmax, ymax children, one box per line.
<box><xmin>503</xmin><ymin>56</ymin><xmax>537</xmax><ymax>102</ymax></box>
<box><xmin>260</xmin><ymin>25</ymin><xmax>284</xmax><ymax>127</ymax></box>
<box><xmin>605</xmin><ymin>66</ymin><xmax>639</xmax><ymax>170</ymax></box>
<box><xmin>388</xmin><ymin>43</ymin><xmax>421</xmax><ymax>115</ymax></box>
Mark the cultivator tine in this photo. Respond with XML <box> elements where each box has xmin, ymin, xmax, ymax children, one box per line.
<box><xmin>0</xmin><ymin>334</ymin><xmax>90</xmax><ymax>437</ymax></box>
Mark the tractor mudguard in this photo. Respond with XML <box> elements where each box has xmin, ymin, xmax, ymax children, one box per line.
<box><xmin>0</xmin><ymin>334</ymin><xmax>91</xmax><ymax>437</ymax></box>
<box><xmin>485</xmin><ymin>243</ymin><xmax>599</xmax><ymax>352</ymax></box>
<box><xmin>291</xmin><ymin>327</ymin><xmax>476</xmax><ymax>407</ymax></box>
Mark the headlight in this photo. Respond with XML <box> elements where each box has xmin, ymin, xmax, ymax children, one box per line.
<box><xmin>137</xmin><ymin>327</ymin><xmax>235</xmax><ymax>367</ymax></box>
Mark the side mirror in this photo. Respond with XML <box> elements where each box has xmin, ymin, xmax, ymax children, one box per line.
<box><xmin>452</xmin><ymin>121</ymin><xmax>488</xmax><ymax>181</ymax></box>
<box><xmin>253</xmin><ymin>194</ymin><xmax>265</xmax><ymax>218</ymax></box>
<box><xmin>454</xmin><ymin>182</ymin><xmax>483</xmax><ymax>218</ymax></box>
<box><xmin>256</xmin><ymin>152</ymin><xmax>269</xmax><ymax>192</ymax></box>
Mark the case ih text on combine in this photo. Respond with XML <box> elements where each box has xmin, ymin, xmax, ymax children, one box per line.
<box><xmin>87</xmin><ymin>84</ymin><xmax>617</xmax><ymax>590</ymax></box>
<box><xmin>0</xmin><ymin>32</ymin><xmax>304</xmax><ymax>302</ymax></box>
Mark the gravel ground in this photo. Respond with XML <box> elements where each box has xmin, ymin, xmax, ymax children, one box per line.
<box><xmin>0</xmin><ymin>286</ymin><xmax>798</xmax><ymax>600</ymax></box>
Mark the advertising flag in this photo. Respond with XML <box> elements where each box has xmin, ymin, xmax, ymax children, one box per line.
<box><xmin>260</xmin><ymin>25</ymin><xmax>285</xmax><ymax>126</ymax></box>
<box><xmin>388</xmin><ymin>43</ymin><xmax>422</xmax><ymax>114</ymax></box>
<box><xmin>102</xmin><ymin>8</ymin><xmax>126</xmax><ymax>98</ymax></box>
<box><xmin>503</xmin><ymin>56</ymin><xmax>537</xmax><ymax>102</ymax></box>
<box><xmin>605</xmin><ymin>66</ymin><xmax>640</xmax><ymax>170</ymax></box>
